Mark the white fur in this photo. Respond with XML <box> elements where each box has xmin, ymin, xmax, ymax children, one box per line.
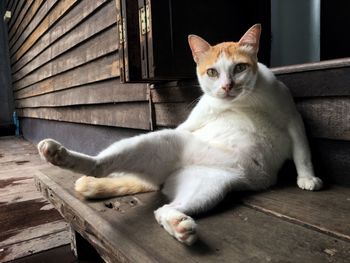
<box><xmin>38</xmin><ymin>59</ymin><xmax>322</xmax><ymax>245</ymax></box>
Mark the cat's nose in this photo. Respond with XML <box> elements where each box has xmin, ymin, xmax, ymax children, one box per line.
<box><xmin>222</xmin><ymin>83</ymin><xmax>233</xmax><ymax>93</ymax></box>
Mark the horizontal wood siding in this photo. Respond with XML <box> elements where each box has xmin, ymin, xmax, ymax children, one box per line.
<box><xmin>8</xmin><ymin>0</ymin><xmax>150</xmax><ymax>130</ymax></box>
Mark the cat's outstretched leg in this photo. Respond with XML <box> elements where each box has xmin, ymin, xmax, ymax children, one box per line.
<box><xmin>38</xmin><ymin>139</ymin><xmax>98</xmax><ymax>175</ymax></box>
<box><xmin>154</xmin><ymin>166</ymin><xmax>247</xmax><ymax>245</ymax></box>
<box><xmin>38</xmin><ymin>130</ymin><xmax>198</xmax><ymax>182</ymax></box>
<box><xmin>288</xmin><ymin>116</ymin><xmax>323</xmax><ymax>190</ymax></box>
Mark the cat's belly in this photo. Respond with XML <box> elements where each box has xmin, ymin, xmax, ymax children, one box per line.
<box><xmin>191</xmin><ymin>116</ymin><xmax>291</xmax><ymax>171</ymax></box>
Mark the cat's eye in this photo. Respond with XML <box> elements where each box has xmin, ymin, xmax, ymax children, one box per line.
<box><xmin>235</xmin><ymin>63</ymin><xmax>248</xmax><ymax>73</ymax></box>
<box><xmin>206</xmin><ymin>68</ymin><xmax>219</xmax><ymax>78</ymax></box>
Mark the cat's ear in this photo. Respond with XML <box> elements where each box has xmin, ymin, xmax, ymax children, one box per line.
<box><xmin>238</xmin><ymin>24</ymin><xmax>261</xmax><ymax>54</ymax></box>
<box><xmin>188</xmin><ymin>35</ymin><xmax>211</xmax><ymax>63</ymax></box>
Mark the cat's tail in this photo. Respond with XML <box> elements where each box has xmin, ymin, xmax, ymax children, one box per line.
<box><xmin>75</xmin><ymin>173</ymin><xmax>159</xmax><ymax>199</ymax></box>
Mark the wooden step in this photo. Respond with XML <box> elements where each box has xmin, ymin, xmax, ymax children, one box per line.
<box><xmin>35</xmin><ymin>167</ymin><xmax>350</xmax><ymax>263</ymax></box>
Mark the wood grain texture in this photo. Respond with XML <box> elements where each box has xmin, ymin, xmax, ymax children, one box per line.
<box><xmin>242</xmin><ymin>185</ymin><xmax>350</xmax><ymax>242</ymax></box>
<box><xmin>15</xmin><ymin>80</ymin><xmax>148</xmax><ymax>108</ymax></box>
<box><xmin>8</xmin><ymin>0</ymin><xmax>33</xmax><ymax>40</ymax></box>
<box><xmin>7</xmin><ymin>0</ymin><xmax>26</xmax><ymax>32</ymax></box>
<box><xmin>8</xmin><ymin>0</ymin><xmax>44</xmax><ymax>47</ymax></box>
<box><xmin>296</xmin><ymin>97</ymin><xmax>350</xmax><ymax>140</ymax></box>
<box><xmin>11</xmin><ymin>0</ymin><xmax>110</xmax><ymax>79</ymax></box>
<box><xmin>14</xmin><ymin>53</ymin><xmax>120</xmax><ymax>99</ymax></box>
<box><xmin>272</xmin><ymin>57</ymin><xmax>350</xmax><ymax>75</ymax></box>
<box><xmin>10</xmin><ymin>0</ymin><xmax>53</xmax><ymax>54</ymax></box>
<box><xmin>277</xmin><ymin>67</ymin><xmax>350</xmax><ymax>97</ymax></box>
<box><xmin>35</xmin><ymin>167</ymin><xmax>350</xmax><ymax>263</ymax></box>
<box><xmin>0</xmin><ymin>137</ymin><xmax>70</xmax><ymax>262</ymax></box>
<box><xmin>153</xmin><ymin>97</ymin><xmax>350</xmax><ymax>141</ymax></box>
<box><xmin>17</xmin><ymin>103</ymin><xmax>150</xmax><ymax>130</ymax></box>
<box><xmin>13</xmin><ymin>26</ymin><xmax>119</xmax><ymax>91</ymax></box>
<box><xmin>11</xmin><ymin>0</ymin><xmax>77</xmax><ymax>62</ymax></box>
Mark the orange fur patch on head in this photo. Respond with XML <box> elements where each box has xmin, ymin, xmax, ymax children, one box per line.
<box><xmin>197</xmin><ymin>42</ymin><xmax>257</xmax><ymax>75</ymax></box>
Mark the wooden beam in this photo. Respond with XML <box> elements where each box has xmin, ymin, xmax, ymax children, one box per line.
<box><xmin>17</xmin><ymin>103</ymin><xmax>150</xmax><ymax>130</ymax></box>
<box><xmin>11</xmin><ymin>0</ymin><xmax>111</xmax><ymax>79</ymax></box>
<box><xmin>13</xmin><ymin>26</ymin><xmax>119</xmax><ymax>90</ymax></box>
<box><xmin>11</xmin><ymin>0</ymin><xmax>76</xmax><ymax>62</ymax></box>
<box><xmin>15</xmin><ymin>80</ymin><xmax>148</xmax><ymax>108</ymax></box>
<box><xmin>14</xmin><ymin>53</ymin><xmax>120</xmax><ymax>99</ymax></box>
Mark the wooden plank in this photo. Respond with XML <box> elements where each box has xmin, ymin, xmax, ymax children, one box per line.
<box><xmin>8</xmin><ymin>0</ymin><xmax>34</xmax><ymax>41</ymax></box>
<box><xmin>9</xmin><ymin>0</ymin><xmax>50</xmax><ymax>52</ymax></box>
<box><xmin>7</xmin><ymin>0</ymin><xmax>26</xmax><ymax>32</ymax></box>
<box><xmin>11</xmin><ymin>0</ymin><xmax>78</xmax><ymax>63</ymax></box>
<box><xmin>272</xmin><ymin>57</ymin><xmax>350</xmax><ymax>75</ymax></box>
<box><xmin>0</xmin><ymin>230</ymin><xmax>70</xmax><ymax>262</ymax></box>
<box><xmin>296</xmin><ymin>97</ymin><xmax>350</xmax><ymax>141</ymax></box>
<box><xmin>17</xmin><ymin>103</ymin><xmax>150</xmax><ymax>130</ymax></box>
<box><xmin>311</xmin><ymin>139</ymin><xmax>350</xmax><ymax>186</ymax></box>
<box><xmin>154</xmin><ymin>103</ymin><xmax>191</xmax><ymax>128</ymax></box>
<box><xmin>0</xmin><ymin>198</ymin><xmax>64</xmax><ymax>243</ymax></box>
<box><xmin>14</xmin><ymin>53</ymin><xmax>120</xmax><ymax>99</ymax></box>
<box><xmin>15</xmin><ymin>80</ymin><xmax>148</xmax><ymax>108</ymax></box>
<box><xmin>277</xmin><ymin>67</ymin><xmax>350</xmax><ymax>97</ymax></box>
<box><xmin>153</xmin><ymin>97</ymin><xmax>350</xmax><ymax>141</ymax></box>
<box><xmin>13</xmin><ymin>26</ymin><xmax>119</xmax><ymax>91</ymax></box>
<box><xmin>35</xmin><ymin>167</ymin><xmax>350</xmax><ymax>263</ymax></box>
<box><xmin>11</xmin><ymin>0</ymin><xmax>110</xmax><ymax>80</ymax></box>
<box><xmin>151</xmin><ymin>82</ymin><xmax>202</xmax><ymax>103</ymax></box>
<box><xmin>1</xmin><ymin>221</ymin><xmax>68</xmax><ymax>248</ymax></box>
<box><xmin>242</xmin><ymin>185</ymin><xmax>350</xmax><ymax>242</ymax></box>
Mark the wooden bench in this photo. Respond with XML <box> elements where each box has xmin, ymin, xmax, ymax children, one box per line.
<box><xmin>34</xmin><ymin>59</ymin><xmax>350</xmax><ymax>262</ymax></box>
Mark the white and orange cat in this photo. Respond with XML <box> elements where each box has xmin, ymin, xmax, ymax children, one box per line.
<box><xmin>37</xmin><ymin>24</ymin><xmax>322</xmax><ymax>245</ymax></box>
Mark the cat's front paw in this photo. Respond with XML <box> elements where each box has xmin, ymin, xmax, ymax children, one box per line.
<box><xmin>37</xmin><ymin>139</ymin><xmax>67</xmax><ymax>166</ymax></box>
<box><xmin>297</xmin><ymin>176</ymin><xmax>323</xmax><ymax>191</ymax></box>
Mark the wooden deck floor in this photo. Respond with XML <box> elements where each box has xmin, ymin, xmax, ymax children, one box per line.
<box><xmin>0</xmin><ymin>136</ymin><xmax>71</xmax><ymax>262</ymax></box>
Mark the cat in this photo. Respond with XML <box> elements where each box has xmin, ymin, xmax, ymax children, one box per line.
<box><xmin>37</xmin><ymin>24</ymin><xmax>322</xmax><ymax>245</ymax></box>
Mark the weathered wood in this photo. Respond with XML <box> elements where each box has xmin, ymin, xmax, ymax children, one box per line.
<box><xmin>15</xmin><ymin>80</ymin><xmax>148</xmax><ymax>108</ymax></box>
<box><xmin>0</xmin><ymin>137</ymin><xmax>70</xmax><ymax>262</ymax></box>
<box><xmin>11</xmin><ymin>0</ymin><xmax>76</xmax><ymax>62</ymax></box>
<box><xmin>296</xmin><ymin>97</ymin><xmax>350</xmax><ymax>141</ymax></box>
<box><xmin>310</xmin><ymin>139</ymin><xmax>350</xmax><ymax>186</ymax></box>
<box><xmin>277</xmin><ymin>67</ymin><xmax>350</xmax><ymax>97</ymax></box>
<box><xmin>153</xmin><ymin>97</ymin><xmax>350</xmax><ymax>141</ymax></box>
<box><xmin>7</xmin><ymin>0</ymin><xmax>26</xmax><ymax>32</ymax></box>
<box><xmin>154</xmin><ymin>103</ymin><xmax>192</xmax><ymax>128</ymax></box>
<box><xmin>11</xmin><ymin>0</ymin><xmax>111</xmax><ymax>80</ymax></box>
<box><xmin>8</xmin><ymin>0</ymin><xmax>33</xmax><ymax>41</ymax></box>
<box><xmin>242</xmin><ymin>185</ymin><xmax>350</xmax><ymax>242</ymax></box>
<box><xmin>272</xmin><ymin>57</ymin><xmax>350</xmax><ymax>75</ymax></box>
<box><xmin>0</xmin><ymin>230</ymin><xmax>70</xmax><ymax>262</ymax></box>
<box><xmin>9</xmin><ymin>0</ymin><xmax>52</xmax><ymax>53</ymax></box>
<box><xmin>17</xmin><ymin>103</ymin><xmax>150</xmax><ymax>130</ymax></box>
<box><xmin>1</xmin><ymin>221</ymin><xmax>68</xmax><ymax>248</ymax></box>
<box><xmin>151</xmin><ymin>82</ymin><xmax>202</xmax><ymax>103</ymax></box>
<box><xmin>35</xmin><ymin>167</ymin><xmax>350</xmax><ymax>263</ymax></box>
<box><xmin>14</xmin><ymin>54</ymin><xmax>120</xmax><ymax>99</ymax></box>
<box><xmin>13</xmin><ymin>26</ymin><xmax>119</xmax><ymax>91</ymax></box>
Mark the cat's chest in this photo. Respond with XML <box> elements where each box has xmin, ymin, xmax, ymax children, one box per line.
<box><xmin>192</xmin><ymin>109</ymin><xmax>285</xmax><ymax>145</ymax></box>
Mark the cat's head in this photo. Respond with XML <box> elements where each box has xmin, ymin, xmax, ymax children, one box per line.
<box><xmin>188</xmin><ymin>24</ymin><xmax>261</xmax><ymax>101</ymax></box>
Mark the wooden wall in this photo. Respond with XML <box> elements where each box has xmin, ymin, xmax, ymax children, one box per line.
<box><xmin>7</xmin><ymin>0</ymin><xmax>150</xmax><ymax>131</ymax></box>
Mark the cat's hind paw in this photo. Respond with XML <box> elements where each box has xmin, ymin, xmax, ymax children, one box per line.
<box><xmin>154</xmin><ymin>206</ymin><xmax>197</xmax><ymax>245</ymax></box>
<box><xmin>37</xmin><ymin>139</ymin><xmax>67</xmax><ymax>166</ymax></box>
<box><xmin>297</xmin><ymin>176</ymin><xmax>323</xmax><ymax>191</ymax></box>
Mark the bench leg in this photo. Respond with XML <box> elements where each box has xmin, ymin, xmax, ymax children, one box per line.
<box><xmin>69</xmin><ymin>226</ymin><xmax>103</xmax><ymax>262</ymax></box>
